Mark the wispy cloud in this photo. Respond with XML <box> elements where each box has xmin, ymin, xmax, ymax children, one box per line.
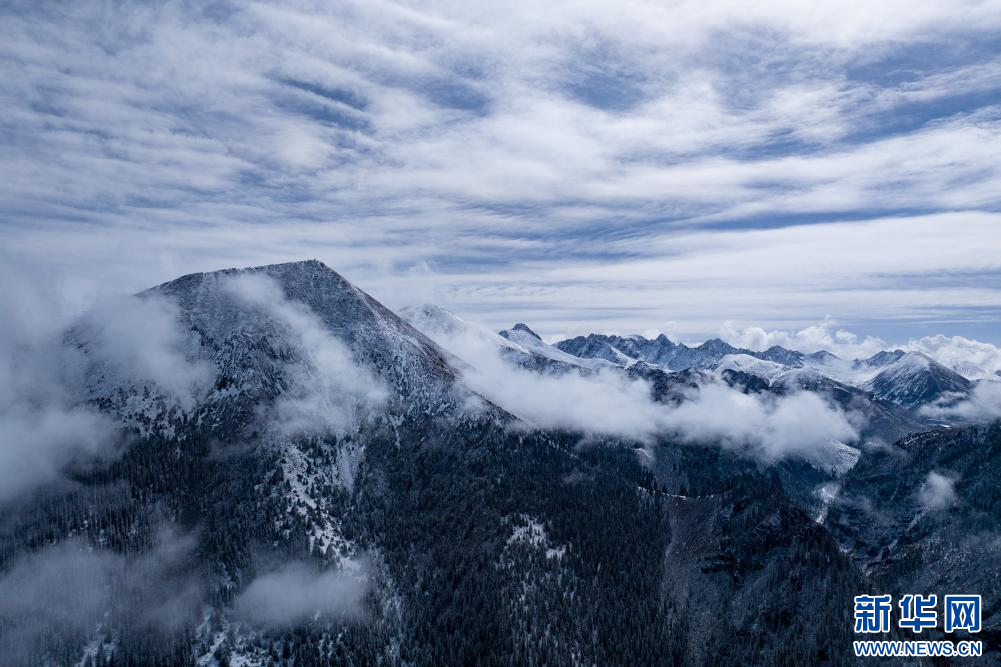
<box><xmin>0</xmin><ymin>529</ymin><xmax>202</xmax><ymax>664</ymax></box>
<box><xmin>0</xmin><ymin>262</ymin><xmax>212</xmax><ymax>502</ymax></box>
<box><xmin>224</xmin><ymin>273</ymin><xmax>388</xmax><ymax>437</ymax></box>
<box><xmin>409</xmin><ymin>308</ymin><xmax>858</xmax><ymax>463</ymax></box>
<box><xmin>921</xmin><ymin>381</ymin><xmax>1001</xmax><ymax>422</ymax></box>
<box><xmin>1</xmin><ymin>1</ymin><xmax>1000</xmax><ymax>341</ymax></box>
<box><xmin>918</xmin><ymin>471</ymin><xmax>959</xmax><ymax>511</ymax></box>
<box><xmin>233</xmin><ymin>560</ymin><xmax>367</xmax><ymax>628</ymax></box>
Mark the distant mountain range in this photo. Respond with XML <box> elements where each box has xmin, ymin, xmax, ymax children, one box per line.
<box><xmin>2</xmin><ymin>260</ymin><xmax>999</xmax><ymax>666</ymax></box>
<box><xmin>405</xmin><ymin>301</ymin><xmax>986</xmax><ymax>431</ymax></box>
<box><xmin>555</xmin><ymin>331</ymin><xmax>983</xmax><ymax>411</ymax></box>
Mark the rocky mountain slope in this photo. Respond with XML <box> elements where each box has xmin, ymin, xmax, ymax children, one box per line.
<box><xmin>825</xmin><ymin>422</ymin><xmax>1001</xmax><ymax>654</ymax></box>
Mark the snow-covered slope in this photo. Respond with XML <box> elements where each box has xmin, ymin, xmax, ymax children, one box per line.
<box><xmin>400</xmin><ymin>304</ymin><xmax>603</xmax><ymax>375</ymax></box>
<box><xmin>855</xmin><ymin>349</ymin><xmax>906</xmax><ymax>371</ymax></box>
<box><xmin>715</xmin><ymin>354</ymin><xmax>789</xmax><ymax>381</ymax></box>
<box><xmin>758</xmin><ymin>346</ymin><xmax>806</xmax><ymax>366</ymax></box>
<box><xmin>77</xmin><ymin>261</ymin><xmax>503</xmax><ymax>437</ymax></box>
<box><xmin>498</xmin><ymin>323</ymin><xmax>617</xmax><ymax>372</ymax></box>
<box><xmin>557</xmin><ymin>329</ymin><xmax>984</xmax><ymax>423</ymax></box>
<box><xmin>400</xmin><ymin>303</ymin><xmax>525</xmax><ymax>359</ymax></box>
<box><xmin>553</xmin><ymin>333</ymin><xmax>641</xmax><ymax>366</ymax></box>
<box><xmin>810</xmin><ymin>440</ymin><xmax>861</xmax><ymax>476</ymax></box>
<box><xmin>555</xmin><ymin>333</ymin><xmax>806</xmax><ymax>372</ymax></box>
<box><xmin>861</xmin><ymin>351</ymin><xmax>972</xmax><ymax>409</ymax></box>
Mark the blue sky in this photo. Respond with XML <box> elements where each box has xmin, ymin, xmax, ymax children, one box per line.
<box><xmin>2</xmin><ymin>0</ymin><xmax>1001</xmax><ymax>352</ymax></box>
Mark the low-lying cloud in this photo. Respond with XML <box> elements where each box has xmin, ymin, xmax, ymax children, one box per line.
<box><xmin>0</xmin><ymin>265</ymin><xmax>115</xmax><ymax>502</ymax></box>
<box><xmin>659</xmin><ymin>383</ymin><xmax>858</xmax><ymax>461</ymax></box>
<box><xmin>921</xmin><ymin>380</ymin><xmax>1001</xmax><ymax>422</ymax></box>
<box><xmin>411</xmin><ymin>308</ymin><xmax>859</xmax><ymax>463</ymax></box>
<box><xmin>0</xmin><ymin>405</ymin><xmax>118</xmax><ymax>501</ymax></box>
<box><xmin>225</xmin><ymin>273</ymin><xmax>388</xmax><ymax>438</ymax></box>
<box><xmin>0</xmin><ymin>263</ymin><xmax>213</xmax><ymax>502</ymax></box>
<box><xmin>721</xmin><ymin>318</ymin><xmax>887</xmax><ymax>360</ymax></box>
<box><xmin>905</xmin><ymin>334</ymin><xmax>1001</xmax><ymax>380</ymax></box>
<box><xmin>74</xmin><ymin>293</ymin><xmax>214</xmax><ymax>410</ymax></box>
<box><xmin>233</xmin><ymin>561</ymin><xmax>367</xmax><ymax>628</ymax></box>
<box><xmin>721</xmin><ymin>320</ymin><xmax>1001</xmax><ymax>381</ymax></box>
<box><xmin>0</xmin><ymin>542</ymin><xmax>114</xmax><ymax>662</ymax></box>
<box><xmin>918</xmin><ymin>471</ymin><xmax>959</xmax><ymax>511</ymax></box>
<box><xmin>0</xmin><ymin>530</ymin><xmax>202</xmax><ymax>664</ymax></box>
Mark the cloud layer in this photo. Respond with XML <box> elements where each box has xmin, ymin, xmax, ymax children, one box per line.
<box><xmin>722</xmin><ymin>319</ymin><xmax>1001</xmax><ymax>379</ymax></box>
<box><xmin>921</xmin><ymin>381</ymin><xmax>1001</xmax><ymax>422</ymax></box>
<box><xmin>75</xmin><ymin>294</ymin><xmax>214</xmax><ymax>410</ymax></box>
<box><xmin>1</xmin><ymin>1</ymin><xmax>1000</xmax><ymax>341</ymax></box>
<box><xmin>918</xmin><ymin>471</ymin><xmax>959</xmax><ymax>511</ymax></box>
<box><xmin>414</xmin><ymin>310</ymin><xmax>858</xmax><ymax>462</ymax></box>
<box><xmin>0</xmin><ymin>264</ymin><xmax>115</xmax><ymax>501</ymax></box>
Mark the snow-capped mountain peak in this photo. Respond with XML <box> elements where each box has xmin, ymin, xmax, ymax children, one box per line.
<box><xmin>861</xmin><ymin>351</ymin><xmax>972</xmax><ymax>409</ymax></box>
<box><xmin>855</xmin><ymin>349</ymin><xmax>906</xmax><ymax>370</ymax></box>
<box><xmin>497</xmin><ymin>323</ymin><xmax>615</xmax><ymax>372</ymax></box>
<box><xmin>504</xmin><ymin>322</ymin><xmax>543</xmax><ymax>341</ymax></box>
<box><xmin>80</xmin><ymin>261</ymin><xmax>502</xmax><ymax>436</ymax></box>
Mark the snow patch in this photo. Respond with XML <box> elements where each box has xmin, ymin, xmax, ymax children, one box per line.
<box><xmin>809</xmin><ymin>441</ymin><xmax>861</xmax><ymax>476</ymax></box>
<box><xmin>813</xmin><ymin>482</ymin><xmax>840</xmax><ymax>524</ymax></box>
<box><xmin>715</xmin><ymin>353</ymin><xmax>787</xmax><ymax>381</ymax></box>
<box><xmin>506</xmin><ymin>515</ymin><xmax>567</xmax><ymax>560</ymax></box>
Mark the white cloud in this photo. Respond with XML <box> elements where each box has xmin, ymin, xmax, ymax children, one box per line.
<box><xmin>0</xmin><ymin>530</ymin><xmax>202</xmax><ymax>662</ymax></box>
<box><xmin>225</xmin><ymin>273</ymin><xmax>388</xmax><ymax>437</ymax></box>
<box><xmin>0</xmin><ymin>542</ymin><xmax>114</xmax><ymax>662</ymax></box>
<box><xmin>721</xmin><ymin>317</ymin><xmax>887</xmax><ymax>359</ymax></box>
<box><xmin>918</xmin><ymin>471</ymin><xmax>959</xmax><ymax>511</ymax></box>
<box><xmin>0</xmin><ymin>264</ymin><xmax>116</xmax><ymax>501</ymax></box>
<box><xmin>721</xmin><ymin>320</ymin><xmax>1001</xmax><ymax>383</ymax></box>
<box><xmin>921</xmin><ymin>381</ymin><xmax>1001</xmax><ymax>422</ymax></box>
<box><xmin>0</xmin><ymin>263</ymin><xmax>214</xmax><ymax>502</ymax></box>
<box><xmin>411</xmin><ymin>308</ymin><xmax>858</xmax><ymax>463</ymax></box>
<box><xmin>0</xmin><ymin>405</ymin><xmax>117</xmax><ymax>502</ymax></box>
<box><xmin>0</xmin><ymin>1</ymin><xmax>999</xmax><ymax>343</ymax></box>
<box><xmin>660</xmin><ymin>383</ymin><xmax>858</xmax><ymax>462</ymax></box>
<box><xmin>905</xmin><ymin>334</ymin><xmax>1001</xmax><ymax>380</ymax></box>
<box><xmin>233</xmin><ymin>561</ymin><xmax>367</xmax><ymax>627</ymax></box>
<box><xmin>75</xmin><ymin>294</ymin><xmax>215</xmax><ymax>410</ymax></box>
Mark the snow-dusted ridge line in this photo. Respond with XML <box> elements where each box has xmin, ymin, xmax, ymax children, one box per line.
<box><xmin>77</xmin><ymin>260</ymin><xmax>516</xmax><ymax>442</ymax></box>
